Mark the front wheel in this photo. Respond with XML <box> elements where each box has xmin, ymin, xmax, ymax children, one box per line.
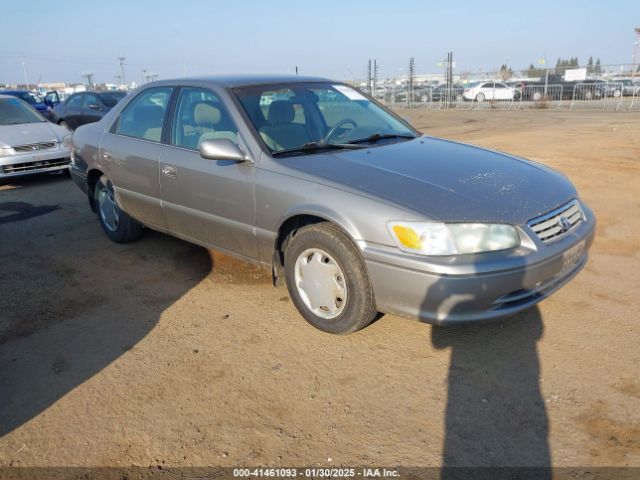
<box><xmin>284</xmin><ymin>223</ymin><xmax>377</xmax><ymax>334</ymax></box>
<box><xmin>475</xmin><ymin>93</ymin><xmax>485</xmax><ymax>102</ymax></box>
<box><xmin>94</xmin><ymin>176</ymin><xmax>143</xmax><ymax>243</ymax></box>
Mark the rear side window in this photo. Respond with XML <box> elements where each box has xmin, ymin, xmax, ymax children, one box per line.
<box><xmin>115</xmin><ymin>87</ymin><xmax>172</xmax><ymax>142</ymax></box>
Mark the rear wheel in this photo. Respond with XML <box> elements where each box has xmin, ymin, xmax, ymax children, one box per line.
<box><xmin>93</xmin><ymin>176</ymin><xmax>143</xmax><ymax>243</ymax></box>
<box><xmin>284</xmin><ymin>223</ymin><xmax>377</xmax><ymax>334</ymax></box>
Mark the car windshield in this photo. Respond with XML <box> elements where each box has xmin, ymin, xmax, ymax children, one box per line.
<box><xmin>17</xmin><ymin>92</ymin><xmax>44</xmax><ymax>105</ymax></box>
<box><xmin>0</xmin><ymin>97</ymin><xmax>46</xmax><ymax>125</ymax></box>
<box><xmin>98</xmin><ymin>92</ymin><xmax>126</xmax><ymax>107</ymax></box>
<box><xmin>233</xmin><ymin>82</ymin><xmax>416</xmax><ymax>154</ymax></box>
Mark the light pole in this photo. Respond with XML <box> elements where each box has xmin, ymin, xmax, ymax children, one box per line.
<box><xmin>118</xmin><ymin>57</ymin><xmax>127</xmax><ymax>86</ymax></box>
<box><xmin>20</xmin><ymin>56</ymin><xmax>29</xmax><ymax>89</ymax></box>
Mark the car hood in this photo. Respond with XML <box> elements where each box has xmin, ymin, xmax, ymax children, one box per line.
<box><xmin>283</xmin><ymin>136</ymin><xmax>577</xmax><ymax>224</ymax></box>
<box><xmin>0</xmin><ymin>122</ymin><xmax>67</xmax><ymax>147</ymax></box>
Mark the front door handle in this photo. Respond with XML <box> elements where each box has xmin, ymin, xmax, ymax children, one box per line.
<box><xmin>103</xmin><ymin>151</ymin><xmax>113</xmax><ymax>161</ymax></box>
<box><xmin>162</xmin><ymin>164</ymin><xmax>177</xmax><ymax>177</ymax></box>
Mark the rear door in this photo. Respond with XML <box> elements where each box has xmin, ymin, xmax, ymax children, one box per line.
<box><xmin>159</xmin><ymin>86</ymin><xmax>257</xmax><ymax>258</ymax></box>
<box><xmin>99</xmin><ymin>86</ymin><xmax>174</xmax><ymax>230</ymax></box>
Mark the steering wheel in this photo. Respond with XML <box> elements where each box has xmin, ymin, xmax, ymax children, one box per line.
<box><xmin>323</xmin><ymin>119</ymin><xmax>358</xmax><ymax>143</ymax></box>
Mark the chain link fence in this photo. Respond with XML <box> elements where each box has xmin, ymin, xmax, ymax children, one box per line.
<box><xmin>360</xmin><ymin>63</ymin><xmax>640</xmax><ymax>113</ymax></box>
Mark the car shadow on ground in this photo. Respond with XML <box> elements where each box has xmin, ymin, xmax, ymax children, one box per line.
<box><xmin>0</xmin><ymin>177</ymin><xmax>214</xmax><ymax>437</ymax></box>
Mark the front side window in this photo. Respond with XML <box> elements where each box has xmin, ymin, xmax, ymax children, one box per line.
<box><xmin>115</xmin><ymin>87</ymin><xmax>172</xmax><ymax>142</ymax></box>
<box><xmin>171</xmin><ymin>87</ymin><xmax>239</xmax><ymax>150</ymax></box>
<box><xmin>234</xmin><ymin>82</ymin><xmax>415</xmax><ymax>154</ymax></box>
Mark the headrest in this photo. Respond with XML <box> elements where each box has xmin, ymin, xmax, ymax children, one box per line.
<box><xmin>267</xmin><ymin>100</ymin><xmax>295</xmax><ymax>125</ymax></box>
<box><xmin>194</xmin><ymin>103</ymin><xmax>221</xmax><ymax>126</ymax></box>
<box><xmin>133</xmin><ymin>105</ymin><xmax>164</xmax><ymax>124</ymax></box>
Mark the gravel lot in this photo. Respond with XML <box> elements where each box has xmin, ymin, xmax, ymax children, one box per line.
<box><xmin>0</xmin><ymin>110</ymin><xmax>638</xmax><ymax>470</ymax></box>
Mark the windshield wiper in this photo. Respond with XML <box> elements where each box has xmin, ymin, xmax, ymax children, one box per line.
<box><xmin>347</xmin><ymin>132</ymin><xmax>417</xmax><ymax>144</ymax></box>
<box><xmin>272</xmin><ymin>141</ymin><xmax>365</xmax><ymax>157</ymax></box>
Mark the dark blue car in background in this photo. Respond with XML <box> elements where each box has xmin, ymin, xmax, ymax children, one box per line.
<box><xmin>0</xmin><ymin>90</ymin><xmax>58</xmax><ymax>121</ymax></box>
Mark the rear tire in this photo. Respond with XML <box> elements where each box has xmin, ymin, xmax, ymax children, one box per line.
<box><xmin>93</xmin><ymin>176</ymin><xmax>143</xmax><ymax>243</ymax></box>
<box><xmin>284</xmin><ymin>223</ymin><xmax>377</xmax><ymax>334</ymax></box>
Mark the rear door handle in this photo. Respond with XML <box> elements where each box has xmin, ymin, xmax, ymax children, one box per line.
<box><xmin>162</xmin><ymin>164</ymin><xmax>177</xmax><ymax>177</ymax></box>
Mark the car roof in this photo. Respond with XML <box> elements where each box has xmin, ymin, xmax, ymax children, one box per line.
<box><xmin>0</xmin><ymin>90</ymin><xmax>29</xmax><ymax>94</ymax></box>
<box><xmin>0</xmin><ymin>93</ymin><xmax>23</xmax><ymax>99</ymax></box>
<box><xmin>147</xmin><ymin>74</ymin><xmax>333</xmax><ymax>88</ymax></box>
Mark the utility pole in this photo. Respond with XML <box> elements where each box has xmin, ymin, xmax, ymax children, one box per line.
<box><xmin>118</xmin><ymin>56</ymin><xmax>127</xmax><ymax>86</ymax></box>
<box><xmin>81</xmin><ymin>71</ymin><xmax>95</xmax><ymax>91</ymax></box>
<box><xmin>20</xmin><ymin>56</ymin><xmax>29</xmax><ymax>90</ymax></box>
<box><xmin>373</xmin><ymin>59</ymin><xmax>378</xmax><ymax>97</ymax></box>
<box><xmin>408</xmin><ymin>57</ymin><xmax>415</xmax><ymax>107</ymax></box>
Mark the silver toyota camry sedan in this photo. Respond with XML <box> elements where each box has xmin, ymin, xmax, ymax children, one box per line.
<box><xmin>69</xmin><ymin>75</ymin><xmax>595</xmax><ymax>334</ymax></box>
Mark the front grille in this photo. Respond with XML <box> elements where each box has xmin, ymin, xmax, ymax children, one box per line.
<box><xmin>2</xmin><ymin>158</ymin><xmax>69</xmax><ymax>174</ymax></box>
<box><xmin>12</xmin><ymin>141</ymin><xmax>57</xmax><ymax>153</ymax></box>
<box><xmin>528</xmin><ymin>199</ymin><xmax>583</xmax><ymax>243</ymax></box>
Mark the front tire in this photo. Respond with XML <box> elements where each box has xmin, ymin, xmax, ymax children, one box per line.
<box><xmin>94</xmin><ymin>176</ymin><xmax>143</xmax><ymax>243</ymax></box>
<box><xmin>284</xmin><ymin>223</ymin><xmax>377</xmax><ymax>334</ymax></box>
<box><xmin>475</xmin><ymin>93</ymin><xmax>485</xmax><ymax>102</ymax></box>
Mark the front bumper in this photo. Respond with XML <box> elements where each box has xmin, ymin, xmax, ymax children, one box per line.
<box><xmin>0</xmin><ymin>146</ymin><xmax>71</xmax><ymax>178</ymax></box>
<box><xmin>362</xmin><ymin>207</ymin><xmax>596</xmax><ymax>324</ymax></box>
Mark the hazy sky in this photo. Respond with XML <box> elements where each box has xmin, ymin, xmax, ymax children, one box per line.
<box><xmin>1</xmin><ymin>0</ymin><xmax>637</xmax><ymax>85</ymax></box>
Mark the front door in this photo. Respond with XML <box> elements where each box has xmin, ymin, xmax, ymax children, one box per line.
<box><xmin>82</xmin><ymin>93</ymin><xmax>104</xmax><ymax>125</ymax></box>
<box><xmin>159</xmin><ymin>87</ymin><xmax>257</xmax><ymax>259</ymax></box>
<box><xmin>99</xmin><ymin>86</ymin><xmax>174</xmax><ymax>230</ymax></box>
<box><xmin>64</xmin><ymin>94</ymin><xmax>84</xmax><ymax>129</ymax></box>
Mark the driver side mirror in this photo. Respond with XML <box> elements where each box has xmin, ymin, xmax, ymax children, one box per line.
<box><xmin>199</xmin><ymin>139</ymin><xmax>249</xmax><ymax>162</ymax></box>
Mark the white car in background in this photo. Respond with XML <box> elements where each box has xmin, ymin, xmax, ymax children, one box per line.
<box><xmin>463</xmin><ymin>81</ymin><xmax>516</xmax><ymax>101</ymax></box>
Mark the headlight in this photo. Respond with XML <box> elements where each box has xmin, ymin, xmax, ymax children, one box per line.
<box><xmin>0</xmin><ymin>146</ymin><xmax>14</xmax><ymax>157</ymax></box>
<box><xmin>62</xmin><ymin>134</ymin><xmax>73</xmax><ymax>148</ymax></box>
<box><xmin>388</xmin><ymin>221</ymin><xmax>520</xmax><ymax>256</ymax></box>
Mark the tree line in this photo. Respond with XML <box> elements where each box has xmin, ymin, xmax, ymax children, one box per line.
<box><xmin>526</xmin><ymin>56</ymin><xmax>602</xmax><ymax>78</ymax></box>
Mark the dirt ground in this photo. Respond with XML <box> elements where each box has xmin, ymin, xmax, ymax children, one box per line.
<box><xmin>0</xmin><ymin>110</ymin><xmax>639</xmax><ymax>471</ymax></box>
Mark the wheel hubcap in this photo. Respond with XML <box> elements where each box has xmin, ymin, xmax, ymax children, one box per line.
<box><xmin>294</xmin><ymin>248</ymin><xmax>347</xmax><ymax>319</ymax></box>
<box><xmin>98</xmin><ymin>187</ymin><xmax>120</xmax><ymax>232</ymax></box>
